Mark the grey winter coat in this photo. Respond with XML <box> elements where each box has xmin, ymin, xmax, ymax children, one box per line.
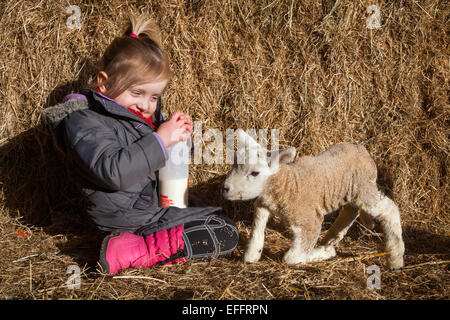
<box><xmin>42</xmin><ymin>89</ymin><xmax>221</xmax><ymax>235</ymax></box>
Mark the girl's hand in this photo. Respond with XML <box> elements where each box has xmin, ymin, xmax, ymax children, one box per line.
<box><xmin>156</xmin><ymin>111</ymin><xmax>193</xmax><ymax>148</ymax></box>
<box><xmin>179</xmin><ymin>113</ymin><xmax>193</xmax><ymax>136</ymax></box>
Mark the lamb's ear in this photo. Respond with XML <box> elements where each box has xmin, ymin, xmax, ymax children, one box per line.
<box><xmin>236</xmin><ymin>129</ymin><xmax>261</xmax><ymax>150</ymax></box>
<box><xmin>279</xmin><ymin>147</ymin><xmax>296</xmax><ymax>164</ymax></box>
<box><xmin>268</xmin><ymin>147</ymin><xmax>296</xmax><ymax>171</ymax></box>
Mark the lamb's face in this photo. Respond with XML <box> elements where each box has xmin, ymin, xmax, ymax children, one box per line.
<box><xmin>222</xmin><ymin>129</ymin><xmax>297</xmax><ymax>201</ymax></box>
<box><xmin>222</xmin><ymin>153</ymin><xmax>273</xmax><ymax>201</ymax></box>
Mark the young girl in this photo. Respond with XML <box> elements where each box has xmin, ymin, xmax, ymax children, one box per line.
<box><xmin>43</xmin><ymin>14</ymin><xmax>238</xmax><ymax>274</ymax></box>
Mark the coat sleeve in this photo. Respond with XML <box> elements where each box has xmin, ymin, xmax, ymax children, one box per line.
<box><xmin>62</xmin><ymin>110</ymin><xmax>166</xmax><ymax>191</ymax></box>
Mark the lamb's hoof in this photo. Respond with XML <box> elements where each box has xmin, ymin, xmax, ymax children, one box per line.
<box><xmin>283</xmin><ymin>251</ymin><xmax>307</xmax><ymax>265</ymax></box>
<box><xmin>326</xmin><ymin>246</ymin><xmax>336</xmax><ymax>259</ymax></box>
<box><xmin>243</xmin><ymin>250</ymin><xmax>261</xmax><ymax>264</ymax></box>
<box><xmin>318</xmin><ymin>245</ymin><xmax>336</xmax><ymax>260</ymax></box>
<box><xmin>388</xmin><ymin>256</ymin><xmax>404</xmax><ymax>271</ymax></box>
<box><xmin>305</xmin><ymin>245</ymin><xmax>336</xmax><ymax>263</ymax></box>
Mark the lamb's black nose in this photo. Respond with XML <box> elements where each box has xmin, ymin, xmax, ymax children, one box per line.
<box><xmin>223</xmin><ymin>185</ymin><xmax>230</xmax><ymax>194</ymax></box>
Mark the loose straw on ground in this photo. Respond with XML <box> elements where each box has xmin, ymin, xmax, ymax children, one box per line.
<box><xmin>112</xmin><ymin>275</ymin><xmax>167</xmax><ymax>283</ymax></box>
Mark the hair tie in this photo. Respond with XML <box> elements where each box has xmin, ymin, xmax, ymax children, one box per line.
<box><xmin>130</xmin><ymin>33</ymin><xmax>139</xmax><ymax>38</ymax></box>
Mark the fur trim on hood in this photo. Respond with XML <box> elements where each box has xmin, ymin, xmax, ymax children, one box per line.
<box><xmin>41</xmin><ymin>96</ymin><xmax>89</xmax><ymax>128</ymax></box>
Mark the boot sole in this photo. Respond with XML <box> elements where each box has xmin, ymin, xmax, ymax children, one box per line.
<box><xmin>99</xmin><ymin>232</ymin><xmax>120</xmax><ymax>274</ymax></box>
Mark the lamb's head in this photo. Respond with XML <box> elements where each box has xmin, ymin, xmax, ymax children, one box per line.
<box><xmin>222</xmin><ymin>129</ymin><xmax>296</xmax><ymax>201</ymax></box>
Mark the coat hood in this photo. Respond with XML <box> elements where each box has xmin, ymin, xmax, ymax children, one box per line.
<box><xmin>41</xmin><ymin>94</ymin><xmax>89</xmax><ymax>128</ymax></box>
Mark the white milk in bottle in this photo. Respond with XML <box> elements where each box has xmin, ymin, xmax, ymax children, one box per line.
<box><xmin>158</xmin><ymin>137</ymin><xmax>191</xmax><ymax>208</ymax></box>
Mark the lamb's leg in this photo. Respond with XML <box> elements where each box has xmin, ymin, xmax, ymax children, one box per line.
<box><xmin>321</xmin><ymin>204</ymin><xmax>375</xmax><ymax>247</ymax></box>
<box><xmin>283</xmin><ymin>215</ymin><xmax>328</xmax><ymax>264</ymax></box>
<box><xmin>244</xmin><ymin>206</ymin><xmax>270</xmax><ymax>263</ymax></box>
<box><xmin>359</xmin><ymin>209</ymin><xmax>376</xmax><ymax>229</ymax></box>
<box><xmin>283</xmin><ymin>225</ymin><xmax>311</xmax><ymax>264</ymax></box>
<box><xmin>321</xmin><ymin>203</ymin><xmax>359</xmax><ymax>246</ymax></box>
<box><xmin>356</xmin><ymin>188</ymin><xmax>405</xmax><ymax>270</ymax></box>
<box><xmin>307</xmin><ymin>244</ymin><xmax>336</xmax><ymax>262</ymax></box>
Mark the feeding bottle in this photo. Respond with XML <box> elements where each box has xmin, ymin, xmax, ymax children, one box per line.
<box><xmin>158</xmin><ymin>136</ymin><xmax>191</xmax><ymax>208</ymax></box>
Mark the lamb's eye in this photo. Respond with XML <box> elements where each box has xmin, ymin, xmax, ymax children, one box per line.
<box><xmin>250</xmin><ymin>171</ymin><xmax>260</xmax><ymax>177</ymax></box>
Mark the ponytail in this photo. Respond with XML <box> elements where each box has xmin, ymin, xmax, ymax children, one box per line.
<box><xmin>126</xmin><ymin>13</ymin><xmax>163</xmax><ymax>48</ymax></box>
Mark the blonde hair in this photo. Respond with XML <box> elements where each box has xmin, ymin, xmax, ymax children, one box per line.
<box><xmin>99</xmin><ymin>13</ymin><xmax>171</xmax><ymax>98</ymax></box>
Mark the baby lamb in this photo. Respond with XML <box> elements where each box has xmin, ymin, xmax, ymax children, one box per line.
<box><xmin>222</xmin><ymin>129</ymin><xmax>405</xmax><ymax>270</ymax></box>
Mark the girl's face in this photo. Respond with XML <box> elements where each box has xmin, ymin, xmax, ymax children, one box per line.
<box><xmin>97</xmin><ymin>71</ymin><xmax>168</xmax><ymax>118</ymax></box>
<box><xmin>113</xmin><ymin>80</ymin><xmax>168</xmax><ymax>118</ymax></box>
